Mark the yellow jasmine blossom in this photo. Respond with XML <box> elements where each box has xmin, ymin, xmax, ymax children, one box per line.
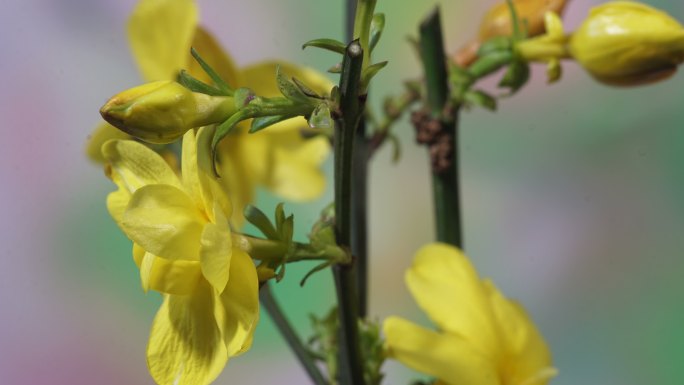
<box><xmin>383</xmin><ymin>243</ymin><xmax>556</xmax><ymax>385</ymax></box>
<box><xmin>103</xmin><ymin>126</ymin><xmax>259</xmax><ymax>385</ymax></box>
<box><xmin>454</xmin><ymin>0</ymin><xmax>569</xmax><ymax>67</ymax></box>
<box><xmin>88</xmin><ymin>0</ymin><xmax>331</xmax><ymax>218</ymax></box>
<box><xmin>100</xmin><ymin>80</ymin><xmax>237</xmax><ymax>144</ymax></box>
<box><xmin>568</xmin><ymin>1</ymin><xmax>684</xmax><ymax>86</ymax></box>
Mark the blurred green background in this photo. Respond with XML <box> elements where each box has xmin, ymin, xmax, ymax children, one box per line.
<box><xmin>2</xmin><ymin>0</ymin><xmax>684</xmax><ymax>384</ymax></box>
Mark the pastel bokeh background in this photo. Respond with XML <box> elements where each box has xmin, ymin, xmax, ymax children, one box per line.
<box><xmin>2</xmin><ymin>0</ymin><xmax>684</xmax><ymax>384</ymax></box>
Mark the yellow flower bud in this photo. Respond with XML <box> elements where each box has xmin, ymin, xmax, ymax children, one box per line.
<box><xmin>100</xmin><ymin>80</ymin><xmax>236</xmax><ymax>143</ymax></box>
<box><xmin>569</xmin><ymin>1</ymin><xmax>684</xmax><ymax>86</ymax></box>
<box><xmin>454</xmin><ymin>0</ymin><xmax>569</xmax><ymax>67</ymax></box>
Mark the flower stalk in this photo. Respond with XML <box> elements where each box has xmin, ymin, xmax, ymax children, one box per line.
<box><xmin>419</xmin><ymin>8</ymin><xmax>463</xmax><ymax>248</ymax></box>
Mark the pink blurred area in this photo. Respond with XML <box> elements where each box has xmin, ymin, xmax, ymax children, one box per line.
<box><xmin>2</xmin><ymin>0</ymin><xmax>684</xmax><ymax>384</ymax></box>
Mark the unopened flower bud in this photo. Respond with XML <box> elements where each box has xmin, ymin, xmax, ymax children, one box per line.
<box><xmin>569</xmin><ymin>2</ymin><xmax>684</xmax><ymax>86</ymax></box>
<box><xmin>100</xmin><ymin>80</ymin><xmax>236</xmax><ymax>144</ymax></box>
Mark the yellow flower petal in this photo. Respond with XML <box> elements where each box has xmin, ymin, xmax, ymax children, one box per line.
<box><xmin>181</xmin><ymin>129</ymin><xmax>203</xmax><ymax>211</ymax></box>
<box><xmin>199</xmin><ymin>206</ymin><xmax>233</xmax><ymax>293</ymax></box>
<box><xmin>86</xmin><ymin>122</ymin><xmax>130</xmax><ymax>163</ymax></box>
<box><xmin>188</xmin><ymin>27</ymin><xmax>241</xmax><ymax>88</ymax></box>
<box><xmin>104</xmin><ymin>163</ymin><xmax>132</xmax><ymax>225</ymax></box>
<box><xmin>102</xmin><ymin>139</ymin><xmax>182</xmax><ymax>194</ymax></box>
<box><xmin>484</xmin><ymin>280</ymin><xmax>556</xmax><ymax>385</ymax></box>
<box><xmin>133</xmin><ymin>243</ymin><xmax>145</xmax><ymax>267</ymax></box>
<box><xmin>147</xmin><ymin>283</ymin><xmax>227</xmax><ymax>385</ymax></box>
<box><xmin>140</xmin><ymin>251</ymin><xmax>203</xmax><ymax>295</ymax></box>
<box><xmin>122</xmin><ymin>184</ymin><xmax>206</xmax><ymax>260</ymax></box>
<box><xmin>241</xmin><ymin>61</ymin><xmax>333</xmax><ymax>97</ymax></box>
<box><xmin>128</xmin><ymin>0</ymin><xmax>198</xmax><ymax>81</ymax></box>
<box><xmin>406</xmin><ymin>243</ymin><xmax>500</xmax><ymax>358</ymax></box>
<box><xmin>383</xmin><ymin>316</ymin><xmax>498</xmax><ymax>385</ymax></box>
<box><xmin>216</xmin><ymin>248</ymin><xmax>259</xmax><ymax>356</ymax></box>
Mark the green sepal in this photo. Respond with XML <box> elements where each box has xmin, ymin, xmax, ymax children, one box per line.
<box><xmin>302</xmin><ymin>38</ymin><xmax>347</xmax><ymax>54</ymax></box>
<box><xmin>309</xmin><ymin>103</ymin><xmax>334</xmax><ymax>130</ymax></box>
<box><xmin>276</xmin><ymin>65</ymin><xmax>313</xmax><ymax>104</ymax></box>
<box><xmin>177</xmin><ymin>70</ymin><xmax>225</xmax><ymax>96</ymax></box>
<box><xmin>300</xmin><ymin>261</ymin><xmax>333</xmax><ymax>287</ymax></box>
<box><xmin>244</xmin><ymin>204</ymin><xmax>280</xmax><ymax>240</ymax></box>
<box><xmin>498</xmin><ymin>59</ymin><xmax>530</xmax><ymax>94</ymax></box>
<box><xmin>281</xmin><ymin>215</ymin><xmax>294</xmax><ymax>246</ymax></box>
<box><xmin>250</xmin><ymin>115</ymin><xmax>293</xmax><ymax>133</ymax></box>
<box><xmin>293</xmin><ymin>77</ymin><xmax>323</xmax><ymax>99</ymax></box>
<box><xmin>463</xmin><ymin>90</ymin><xmax>497</xmax><ymax>111</ymax></box>
<box><xmin>505</xmin><ymin>0</ymin><xmax>525</xmax><ymax>40</ymax></box>
<box><xmin>477</xmin><ymin>36</ymin><xmax>512</xmax><ymax>57</ymax></box>
<box><xmin>190</xmin><ymin>47</ymin><xmax>233</xmax><ymax>95</ymax></box>
<box><xmin>360</xmin><ymin>61</ymin><xmax>388</xmax><ymax>90</ymax></box>
<box><xmin>369</xmin><ymin>13</ymin><xmax>385</xmax><ymax>52</ymax></box>
<box><xmin>274</xmin><ymin>202</ymin><xmax>286</xmax><ymax>235</ymax></box>
<box><xmin>234</xmin><ymin>87</ymin><xmax>256</xmax><ymax>108</ymax></box>
<box><xmin>468</xmin><ymin>50</ymin><xmax>513</xmax><ymax>79</ymax></box>
<box><xmin>211</xmin><ymin>110</ymin><xmax>248</xmax><ymax>176</ymax></box>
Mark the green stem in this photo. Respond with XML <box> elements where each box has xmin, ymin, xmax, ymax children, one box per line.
<box><xmin>419</xmin><ymin>7</ymin><xmax>463</xmax><ymax>248</ymax></box>
<box><xmin>332</xmin><ymin>39</ymin><xmax>366</xmax><ymax>385</ymax></box>
<box><xmin>233</xmin><ymin>234</ymin><xmax>348</xmax><ymax>264</ymax></box>
<box><xmin>260</xmin><ymin>283</ymin><xmax>328</xmax><ymax>385</ymax></box>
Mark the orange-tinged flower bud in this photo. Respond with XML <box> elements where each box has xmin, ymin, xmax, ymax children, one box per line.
<box><xmin>454</xmin><ymin>0</ymin><xmax>570</xmax><ymax>67</ymax></box>
<box><xmin>100</xmin><ymin>80</ymin><xmax>236</xmax><ymax>144</ymax></box>
<box><xmin>569</xmin><ymin>1</ymin><xmax>684</xmax><ymax>86</ymax></box>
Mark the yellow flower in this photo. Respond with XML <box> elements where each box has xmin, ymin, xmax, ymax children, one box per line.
<box><xmin>454</xmin><ymin>0</ymin><xmax>569</xmax><ymax>67</ymax></box>
<box><xmin>88</xmin><ymin>0</ymin><xmax>332</xmax><ymax>219</ymax></box>
<box><xmin>568</xmin><ymin>1</ymin><xmax>684</xmax><ymax>86</ymax></box>
<box><xmin>102</xmin><ymin>126</ymin><xmax>259</xmax><ymax>385</ymax></box>
<box><xmin>100</xmin><ymin>80</ymin><xmax>237</xmax><ymax>144</ymax></box>
<box><xmin>383</xmin><ymin>243</ymin><xmax>556</xmax><ymax>385</ymax></box>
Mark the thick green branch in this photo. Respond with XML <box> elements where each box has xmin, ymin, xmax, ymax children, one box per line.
<box><xmin>332</xmin><ymin>40</ymin><xmax>366</xmax><ymax>385</ymax></box>
<box><xmin>419</xmin><ymin>8</ymin><xmax>463</xmax><ymax>248</ymax></box>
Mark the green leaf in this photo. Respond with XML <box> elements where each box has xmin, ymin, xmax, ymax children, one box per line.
<box><xmin>360</xmin><ymin>61</ymin><xmax>388</xmax><ymax>89</ymax></box>
<box><xmin>190</xmin><ymin>47</ymin><xmax>233</xmax><ymax>95</ymax></box>
<box><xmin>302</xmin><ymin>38</ymin><xmax>347</xmax><ymax>54</ymax></box>
<box><xmin>250</xmin><ymin>115</ymin><xmax>293</xmax><ymax>133</ymax></box>
<box><xmin>369</xmin><ymin>13</ymin><xmax>385</xmax><ymax>52</ymax></box>
<box><xmin>309</xmin><ymin>103</ymin><xmax>333</xmax><ymax>130</ymax></box>
<box><xmin>177</xmin><ymin>70</ymin><xmax>225</xmax><ymax>96</ymax></box>
<box><xmin>292</xmin><ymin>77</ymin><xmax>322</xmax><ymax>99</ymax></box>
<box><xmin>463</xmin><ymin>90</ymin><xmax>497</xmax><ymax>111</ymax></box>
<box><xmin>498</xmin><ymin>59</ymin><xmax>530</xmax><ymax>94</ymax></box>
<box><xmin>276</xmin><ymin>65</ymin><xmax>311</xmax><ymax>103</ymax></box>
<box><xmin>244</xmin><ymin>205</ymin><xmax>279</xmax><ymax>240</ymax></box>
